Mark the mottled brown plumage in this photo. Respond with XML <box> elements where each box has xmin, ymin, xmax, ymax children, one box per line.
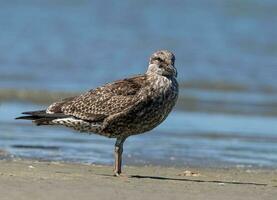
<box><xmin>16</xmin><ymin>50</ymin><xmax>179</xmax><ymax>176</ymax></box>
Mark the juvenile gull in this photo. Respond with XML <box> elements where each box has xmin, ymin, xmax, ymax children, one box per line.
<box><xmin>16</xmin><ymin>50</ymin><xmax>179</xmax><ymax>176</ymax></box>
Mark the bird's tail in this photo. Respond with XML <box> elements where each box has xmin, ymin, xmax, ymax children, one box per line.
<box><xmin>15</xmin><ymin>110</ymin><xmax>69</xmax><ymax>126</ymax></box>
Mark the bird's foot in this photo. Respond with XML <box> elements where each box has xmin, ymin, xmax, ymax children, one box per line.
<box><xmin>113</xmin><ymin>171</ymin><xmax>128</xmax><ymax>178</ymax></box>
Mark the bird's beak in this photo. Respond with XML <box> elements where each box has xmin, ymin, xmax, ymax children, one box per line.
<box><xmin>172</xmin><ymin>66</ymin><xmax>177</xmax><ymax>78</ymax></box>
<box><xmin>167</xmin><ymin>65</ymin><xmax>177</xmax><ymax>78</ymax></box>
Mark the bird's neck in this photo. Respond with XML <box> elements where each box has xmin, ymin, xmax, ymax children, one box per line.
<box><xmin>146</xmin><ymin>72</ymin><xmax>172</xmax><ymax>90</ymax></box>
<box><xmin>146</xmin><ymin>71</ymin><xmax>175</xmax><ymax>81</ymax></box>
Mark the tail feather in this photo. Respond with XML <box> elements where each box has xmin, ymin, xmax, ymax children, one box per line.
<box><xmin>16</xmin><ymin>110</ymin><xmax>70</xmax><ymax>126</ymax></box>
<box><xmin>22</xmin><ymin>110</ymin><xmax>46</xmax><ymax>115</ymax></box>
<box><xmin>20</xmin><ymin>110</ymin><xmax>68</xmax><ymax>118</ymax></box>
<box><xmin>15</xmin><ymin>115</ymin><xmax>41</xmax><ymax>120</ymax></box>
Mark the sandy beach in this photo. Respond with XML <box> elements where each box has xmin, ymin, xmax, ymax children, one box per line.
<box><xmin>0</xmin><ymin>159</ymin><xmax>276</xmax><ymax>200</ymax></box>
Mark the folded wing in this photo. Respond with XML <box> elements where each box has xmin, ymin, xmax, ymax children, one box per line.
<box><xmin>47</xmin><ymin>75</ymin><xmax>147</xmax><ymax>122</ymax></box>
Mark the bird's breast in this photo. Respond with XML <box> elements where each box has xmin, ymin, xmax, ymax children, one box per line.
<box><xmin>101</xmin><ymin>75</ymin><xmax>178</xmax><ymax>137</ymax></box>
<box><xmin>148</xmin><ymin>75</ymin><xmax>178</xmax><ymax>101</ymax></box>
<box><xmin>130</xmin><ymin>75</ymin><xmax>178</xmax><ymax>133</ymax></box>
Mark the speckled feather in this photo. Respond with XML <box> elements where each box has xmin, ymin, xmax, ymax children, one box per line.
<box><xmin>59</xmin><ymin>75</ymin><xmax>147</xmax><ymax>121</ymax></box>
<box><xmin>18</xmin><ymin>50</ymin><xmax>179</xmax><ymax>139</ymax></box>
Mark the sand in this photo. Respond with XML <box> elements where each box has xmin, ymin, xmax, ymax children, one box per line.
<box><xmin>0</xmin><ymin>159</ymin><xmax>276</xmax><ymax>200</ymax></box>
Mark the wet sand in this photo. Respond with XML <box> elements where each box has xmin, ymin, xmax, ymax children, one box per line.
<box><xmin>0</xmin><ymin>159</ymin><xmax>276</xmax><ymax>200</ymax></box>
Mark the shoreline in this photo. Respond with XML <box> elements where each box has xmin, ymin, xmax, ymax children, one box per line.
<box><xmin>1</xmin><ymin>87</ymin><xmax>277</xmax><ymax>116</ymax></box>
<box><xmin>0</xmin><ymin>159</ymin><xmax>276</xmax><ymax>200</ymax></box>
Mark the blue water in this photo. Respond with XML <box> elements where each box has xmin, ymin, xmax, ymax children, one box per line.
<box><xmin>1</xmin><ymin>102</ymin><xmax>277</xmax><ymax>168</ymax></box>
<box><xmin>0</xmin><ymin>0</ymin><xmax>276</xmax><ymax>91</ymax></box>
<box><xmin>0</xmin><ymin>0</ymin><xmax>277</xmax><ymax>168</ymax></box>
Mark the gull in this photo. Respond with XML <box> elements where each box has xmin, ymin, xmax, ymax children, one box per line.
<box><xmin>16</xmin><ymin>50</ymin><xmax>179</xmax><ymax>176</ymax></box>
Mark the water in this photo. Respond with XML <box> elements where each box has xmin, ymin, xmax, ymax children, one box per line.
<box><xmin>0</xmin><ymin>0</ymin><xmax>277</xmax><ymax>168</ymax></box>
<box><xmin>1</xmin><ymin>102</ymin><xmax>277</xmax><ymax>167</ymax></box>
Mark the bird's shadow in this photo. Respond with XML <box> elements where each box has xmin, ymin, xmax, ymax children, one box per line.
<box><xmin>98</xmin><ymin>174</ymin><xmax>267</xmax><ymax>186</ymax></box>
<box><xmin>131</xmin><ymin>175</ymin><xmax>268</xmax><ymax>186</ymax></box>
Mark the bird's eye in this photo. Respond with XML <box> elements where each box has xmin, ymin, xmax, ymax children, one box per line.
<box><xmin>155</xmin><ymin>57</ymin><xmax>163</xmax><ymax>62</ymax></box>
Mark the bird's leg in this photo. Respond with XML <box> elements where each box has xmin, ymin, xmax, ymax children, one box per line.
<box><xmin>114</xmin><ymin>137</ymin><xmax>126</xmax><ymax>176</ymax></box>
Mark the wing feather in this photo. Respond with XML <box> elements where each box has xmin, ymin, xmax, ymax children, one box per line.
<box><xmin>58</xmin><ymin>75</ymin><xmax>147</xmax><ymax>121</ymax></box>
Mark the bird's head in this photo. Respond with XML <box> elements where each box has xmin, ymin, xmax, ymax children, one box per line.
<box><xmin>147</xmin><ymin>50</ymin><xmax>177</xmax><ymax>78</ymax></box>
